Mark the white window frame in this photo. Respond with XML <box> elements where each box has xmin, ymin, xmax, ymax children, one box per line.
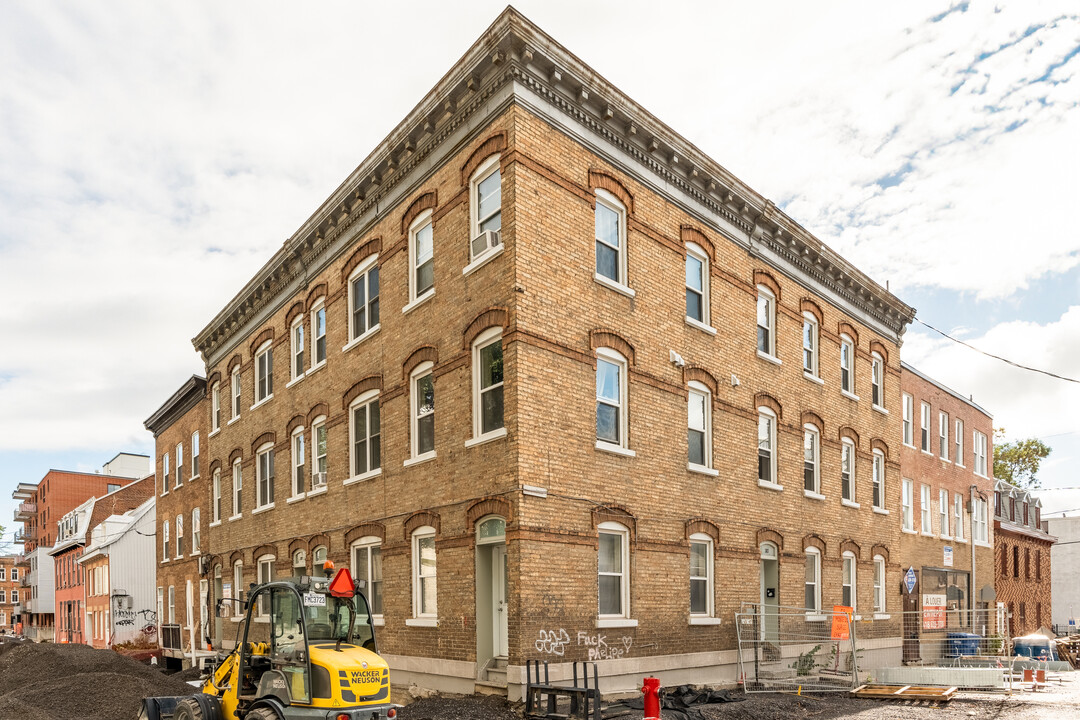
<box><xmin>920</xmin><ymin>402</ymin><xmax>931</xmax><ymax>452</ymax></box>
<box><xmin>407</xmin><ymin>209</ymin><xmax>435</xmax><ymax>306</ymax></box>
<box><xmin>310</xmin><ymin>298</ymin><xmax>327</xmax><ymax>369</ymax></box>
<box><xmin>231</xmin><ymin>367</ymin><xmax>241</xmax><ymax>421</ymax></box>
<box><xmin>973</xmin><ymin>497</ymin><xmax>989</xmax><ymax>544</ymax></box>
<box><xmin>840</xmin><ymin>334</ymin><xmax>855</xmax><ymax>396</ymax></box>
<box><xmin>162</xmin><ymin>520</ymin><xmax>169</xmax><ymax>560</ymax></box>
<box><xmin>290</xmin><ymin>315</ymin><xmax>305</xmax><ymax>382</ymax></box>
<box><xmin>468</xmin><ymin>154</ymin><xmax>502</xmax><ymax>267</ymax></box>
<box><xmin>212</xmin><ymin>469</ymin><xmax>221</xmax><ymax>524</ymax></box>
<box><xmin>595</xmin><ymin>348</ymin><xmax>632</xmax><ymax>455</ymax></box>
<box><xmin>939</xmin><ymin>412</ymin><xmax>949</xmax><ymax>460</ymax></box>
<box><xmin>211</xmin><ymin>382</ymin><xmax>221</xmax><ymax>433</ymax></box>
<box><xmin>254</xmin><ymin>340</ymin><xmax>273</xmax><ymax>406</ymax></box>
<box><xmin>802</xmin><ymin>313</ymin><xmax>819</xmax><ymax>377</ymax></box>
<box><xmin>348</xmin><ymin>391</ymin><xmax>382</xmax><ymax>481</ymax></box>
<box><xmin>346</xmin><ymin>254</ymin><xmax>380</xmax><ymax>346</ymax></box>
<box><xmin>954</xmin><ymin>419</ymin><xmax>965</xmax><ymax>466</ymax></box>
<box><xmin>408</xmin><ymin>362</ymin><xmax>436</xmax><ymax>463</ymax></box>
<box><xmin>689</xmin><ymin>534</ymin><xmax>715</xmax><ymax>620</ymax></box>
<box><xmin>232</xmin><ymin>561</ymin><xmax>244</xmax><ymax>619</ymax></box>
<box><xmin>873</xmin><ymin>555</ymin><xmax>886</xmax><ymax>615</ymax></box>
<box><xmin>871</xmin><ymin>353</ymin><xmax>884</xmax><ymax>409</ymax></box>
<box><xmin>256</xmin><ymin>443</ymin><xmax>274</xmax><ymax>511</ymax></box>
<box><xmin>471</xmin><ymin>327</ymin><xmax>505</xmax><ymax>443</ymax></box>
<box><xmin>292</xmin><ymin>549</ymin><xmax>306</xmax><ymax>576</ymax></box>
<box><xmin>974</xmin><ymin>431</ymin><xmax>988</xmax><ymax>477</ymax></box>
<box><xmin>231</xmin><ymin>459</ymin><xmax>242</xmax><ymax>519</ymax></box>
<box><xmin>954</xmin><ymin>493</ymin><xmax>965</xmax><ymax>541</ymax></box>
<box><xmin>920</xmin><ymin>484</ymin><xmax>932</xmax><ymax>534</ymax></box>
<box><xmin>756</xmin><ymin>285</ymin><xmax>776</xmax><ymax>359</ymax></box>
<box><xmin>311</xmin><ymin>546</ymin><xmax>327</xmax><ymax>574</ymax></box>
<box><xmin>842</xmin><ymin>552</ymin><xmax>857</xmax><ymax>612</ymax></box>
<box><xmin>593</xmin><ymin>189</ymin><xmax>630</xmax><ymax>293</ymax></box>
<box><xmin>804</xmin><ymin>548</ymin><xmax>821</xmax><ymax>615</ymax></box>
<box><xmin>291</xmin><ymin>427</ymin><xmax>306</xmax><ymax>498</ymax></box>
<box><xmin>162</xmin><ymin>453</ymin><xmax>170</xmax><ymax>496</ymax></box>
<box><xmin>191</xmin><ymin>431</ymin><xmax>200</xmax><ymax>478</ymax></box>
<box><xmin>351</xmin><ymin>537</ymin><xmax>384</xmax><ymax>623</ymax></box>
<box><xmin>685</xmin><ymin>243</ymin><xmax>712</xmax><ymax>330</ymax></box>
<box><xmin>901</xmin><ymin>479</ymin><xmax>914</xmax><ymax>531</ymax></box>
<box><xmin>311</xmin><ymin>416</ymin><xmax>328</xmax><ymax>489</ymax></box>
<box><xmin>175</xmin><ymin>443</ymin><xmax>183</xmax><ymax>488</ymax></box>
<box><xmin>902</xmin><ymin>393</ymin><xmax>914</xmax><ymax>446</ymax></box>
<box><xmin>597</xmin><ymin>521</ymin><xmax>632</xmax><ymax>623</ymax></box>
<box><xmin>168</xmin><ymin>586</ymin><xmax>175</xmax><ymax>624</ymax></box>
<box><xmin>687</xmin><ymin>381</ymin><xmax>714</xmax><ymax>474</ymax></box>
<box><xmin>757</xmin><ymin>408</ymin><xmax>779</xmax><ymax>489</ymax></box>
<box><xmin>803</xmin><ymin>425</ymin><xmax>821</xmax><ymax>497</ymax></box>
<box><xmin>841</xmin><ymin>439</ymin><xmax>857</xmax><ymax>505</ymax></box>
<box><xmin>256</xmin><ymin>554</ymin><xmax>274</xmax><ymax>619</ymax></box>
<box><xmin>191</xmin><ymin>508</ymin><xmax>201</xmax><ymax>554</ymax></box>
<box><xmin>175</xmin><ymin>513</ymin><xmax>183</xmax><ymax>559</ymax></box>
<box><xmin>939</xmin><ymin>488</ymin><xmax>950</xmax><ymax>537</ymax></box>
<box><xmin>409</xmin><ymin>527</ymin><xmax>437</xmax><ymax>625</ymax></box>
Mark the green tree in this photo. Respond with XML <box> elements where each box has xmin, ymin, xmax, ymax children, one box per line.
<box><xmin>993</xmin><ymin>428</ymin><xmax>1051</xmax><ymax>490</ymax></box>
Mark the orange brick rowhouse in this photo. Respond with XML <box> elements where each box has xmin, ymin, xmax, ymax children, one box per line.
<box><xmin>149</xmin><ymin>8</ymin><xmax>934</xmax><ymax>695</ymax></box>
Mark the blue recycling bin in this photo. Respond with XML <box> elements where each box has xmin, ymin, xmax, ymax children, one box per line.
<box><xmin>946</xmin><ymin>632</ymin><xmax>981</xmax><ymax>657</ymax></box>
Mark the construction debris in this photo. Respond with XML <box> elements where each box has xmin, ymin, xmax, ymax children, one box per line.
<box><xmin>1055</xmin><ymin>635</ymin><xmax>1080</xmax><ymax>669</ymax></box>
<box><xmin>850</xmin><ymin>684</ymin><xmax>958</xmax><ymax>702</ymax></box>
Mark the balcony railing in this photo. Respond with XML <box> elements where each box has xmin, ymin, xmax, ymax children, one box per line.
<box><xmin>14</xmin><ymin>502</ymin><xmax>36</xmax><ymax>522</ymax></box>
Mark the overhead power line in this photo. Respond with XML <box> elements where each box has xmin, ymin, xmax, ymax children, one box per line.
<box><xmin>916</xmin><ymin>318</ymin><xmax>1080</xmax><ymax>384</ymax></box>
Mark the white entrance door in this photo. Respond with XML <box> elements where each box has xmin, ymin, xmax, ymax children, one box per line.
<box><xmin>492</xmin><ymin>544</ymin><xmax>508</xmax><ymax>657</ymax></box>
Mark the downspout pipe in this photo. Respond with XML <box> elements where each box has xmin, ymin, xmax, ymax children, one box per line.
<box><xmin>970</xmin><ymin>484</ymin><xmax>978</xmax><ymax>617</ymax></box>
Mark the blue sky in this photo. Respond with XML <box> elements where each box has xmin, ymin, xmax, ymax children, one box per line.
<box><xmin>0</xmin><ymin>0</ymin><xmax>1078</xmax><ymax>551</ymax></box>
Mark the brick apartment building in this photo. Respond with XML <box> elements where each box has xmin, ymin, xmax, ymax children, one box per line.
<box><xmin>897</xmin><ymin>363</ymin><xmax>996</xmax><ymax>660</ymax></box>
<box><xmin>993</xmin><ymin>479</ymin><xmax>1055</xmax><ymax>636</ymax></box>
<box><xmin>147</xmin><ymin>8</ymin><xmax>924</xmax><ymax>695</ymax></box>
<box><xmin>144</xmin><ymin>375</ymin><xmax>211</xmax><ymax>666</ymax></box>
<box><xmin>11</xmin><ymin>453</ymin><xmax>148</xmax><ymax>641</ymax></box>
<box><xmin>74</xmin><ymin>476</ymin><xmax>154</xmax><ymax>647</ymax></box>
<box><xmin>0</xmin><ymin>556</ymin><xmax>21</xmax><ymax>633</ymax></box>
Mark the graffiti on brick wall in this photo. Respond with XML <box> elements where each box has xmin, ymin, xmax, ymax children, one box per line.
<box><xmin>535</xmin><ymin>628</ymin><xmax>570</xmax><ymax>656</ymax></box>
<box><xmin>577</xmin><ymin>631</ymin><xmax>632</xmax><ymax>661</ymax></box>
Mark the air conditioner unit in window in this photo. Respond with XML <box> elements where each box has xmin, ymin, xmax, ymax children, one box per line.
<box><xmin>312</xmin><ymin>472</ymin><xmax>327</xmax><ymax>488</ymax></box>
<box><xmin>471</xmin><ymin>229</ymin><xmax>501</xmax><ymax>259</ymax></box>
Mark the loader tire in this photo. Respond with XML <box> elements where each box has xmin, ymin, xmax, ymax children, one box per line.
<box><xmin>245</xmin><ymin>707</ymin><xmax>279</xmax><ymax>720</ymax></box>
<box><xmin>174</xmin><ymin>698</ymin><xmax>204</xmax><ymax>720</ymax></box>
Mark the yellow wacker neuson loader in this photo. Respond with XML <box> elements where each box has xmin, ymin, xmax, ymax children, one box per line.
<box><xmin>139</xmin><ymin>563</ymin><xmax>398</xmax><ymax>720</ymax></box>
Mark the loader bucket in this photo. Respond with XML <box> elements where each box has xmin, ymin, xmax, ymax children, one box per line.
<box><xmin>137</xmin><ymin>695</ymin><xmax>184</xmax><ymax>720</ymax></box>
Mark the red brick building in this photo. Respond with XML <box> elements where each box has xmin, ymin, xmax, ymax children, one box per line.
<box><xmin>994</xmin><ymin>480</ymin><xmax>1055</xmax><ymax>636</ymax></box>
<box><xmin>149</xmin><ymin>8</ymin><xmax>923</xmax><ymax>693</ymax></box>
<box><xmin>0</xmin><ymin>556</ymin><xmax>21</xmax><ymax>633</ymax></box>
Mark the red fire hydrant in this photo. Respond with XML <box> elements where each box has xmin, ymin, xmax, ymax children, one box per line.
<box><xmin>641</xmin><ymin>676</ymin><xmax>661</xmax><ymax>719</ymax></box>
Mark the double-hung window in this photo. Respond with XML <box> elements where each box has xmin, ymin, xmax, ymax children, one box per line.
<box><xmin>954</xmin><ymin>419</ymin><xmax>964</xmax><ymax>465</ymax></box>
<box><xmin>291</xmin><ymin>317</ymin><xmax>305</xmax><ymax>380</ymax></box>
<box><xmin>802</xmin><ymin>313</ymin><xmax>818</xmax><ymax>376</ymax></box>
<box><xmin>175</xmin><ymin>443</ymin><xmax>183</xmax><ymax>487</ymax></box>
<box><xmin>311</xmin><ymin>300</ymin><xmax>326</xmax><ymax>367</ymax></box>
<box><xmin>872</xmin><ymin>451</ymin><xmax>885</xmax><ymax>511</ymax></box>
<box><xmin>939</xmin><ymin>489</ymin><xmax>950</xmax><ymax>536</ymax></box>
<box><xmin>255</xmin><ymin>341</ymin><xmax>273</xmax><ymax>404</ymax></box>
<box><xmin>191</xmin><ymin>432</ymin><xmax>200</xmax><ymax>478</ymax></box>
<box><xmin>803</xmin><ymin>426</ymin><xmax>820</xmax><ymax>495</ymax></box>
<box><xmin>409</xmin><ymin>363</ymin><xmax>435</xmax><ymax>460</ymax></box>
<box><xmin>871</xmin><ymin>353</ymin><xmax>884</xmax><ymax>408</ymax></box>
<box><xmin>411</xmin><ymin>528</ymin><xmax>437</xmax><ymax>621</ymax></box>
<box><xmin>470</xmin><ymin>156</ymin><xmax>502</xmax><ymax>263</ymax></box>
<box><xmin>939</xmin><ymin>412</ymin><xmax>949</xmax><ymax>460</ymax></box>
<box><xmin>212</xmin><ymin>470</ymin><xmax>221</xmax><ymax>523</ymax></box>
<box><xmin>689</xmin><ymin>535</ymin><xmax>713</xmax><ymax>618</ymax></box>
<box><xmin>972</xmin><ymin>498</ymin><xmax>989</xmax><ymax>542</ymax></box>
<box><xmin>594</xmin><ymin>189</ymin><xmax>627</xmax><ymax>289</ymax></box>
<box><xmin>841</xmin><ymin>440</ymin><xmax>856</xmax><ymax>503</ymax></box>
<box><xmin>758</xmin><ymin>409</ymin><xmax>777</xmax><ymax>486</ymax></box>
<box><xmin>231</xmin><ymin>367</ymin><xmax>242</xmax><ymax>420</ymax></box>
<box><xmin>598</xmin><ymin>522</ymin><xmax>630</xmax><ymax>620</ymax></box>
<box><xmin>352</xmin><ymin>539</ymin><xmax>384</xmax><ymax>616</ymax></box>
<box><xmin>257</xmin><ymin>555</ymin><xmax>274</xmax><ymax>617</ymax></box>
<box><xmin>687</xmin><ymin>382</ymin><xmax>712</xmax><ymax>471</ymax></box>
<box><xmin>350</xmin><ymin>393</ymin><xmax>381</xmax><ymax>478</ymax></box>
<box><xmin>162</xmin><ymin>520</ymin><xmax>169</xmax><ymax>559</ymax></box>
<box><xmin>162</xmin><ymin>453</ymin><xmax>170</xmax><ymax>495</ymax></box>
<box><xmin>472</xmin><ymin>329</ymin><xmax>504</xmax><ymax>440</ymax></box>
<box><xmin>685</xmin><ymin>244</ymin><xmax>710</xmax><ymax>328</ymax></box>
<box><xmin>756</xmin><ymin>287</ymin><xmax>776</xmax><ymax>358</ymax></box>
<box><xmin>596</xmin><ymin>349</ymin><xmax>629</xmax><ymax>453</ymax></box>
<box><xmin>232</xmin><ymin>562</ymin><xmax>243</xmax><ymax>615</ymax></box>
<box><xmin>842</xmin><ymin>552</ymin><xmax>856</xmax><ymax>611</ymax></box>
<box><xmin>175</xmin><ymin>514</ymin><xmax>183</xmax><ymax>558</ymax></box>
<box><xmin>840</xmin><ymin>335</ymin><xmax>855</xmax><ymax>394</ymax></box>
<box><xmin>292</xmin><ymin>428</ymin><xmax>305</xmax><ymax>496</ymax></box>
<box><xmin>211</xmin><ymin>382</ymin><xmax>221</xmax><ymax>433</ymax></box>
<box><xmin>920</xmin><ymin>484</ymin><xmax>932</xmax><ymax>534</ymax></box>
<box><xmin>231</xmin><ymin>459</ymin><xmax>242</xmax><ymax>517</ymax></box>
<box><xmin>920</xmin><ymin>402</ymin><xmax>931</xmax><ymax>452</ymax></box>
<box><xmin>873</xmin><ymin>556</ymin><xmax>886</xmax><ymax>614</ymax></box>
<box><xmin>256</xmin><ymin>445</ymin><xmax>274</xmax><ymax>509</ymax></box>
<box><xmin>191</xmin><ymin>508</ymin><xmax>201</xmax><ymax>553</ymax></box>
<box><xmin>901</xmin><ymin>479</ymin><xmax>914</xmax><ymax>530</ymax></box>
<box><xmin>954</xmin><ymin>493</ymin><xmax>964</xmax><ymax>540</ymax></box>
<box><xmin>973</xmin><ymin>431</ymin><xmax>988</xmax><ymax>476</ymax></box>
<box><xmin>804</xmin><ymin>548</ymin><xmax>821</xmax><ymax>614</ymax></box>
<box><xmin>902</xmin><ymin>394</ymin><xmax>914</xmax><ymax>446</ymax></box>
<box><xmin>349</xmin><ymin>257</ymin><xmax>380</xmax><ymax>342</ymax></box>
<box><xmin>312</xmin><ymin>419</ymin><xmax>328</xmax><ymax>487</ymax></box>
<box><xmin>408</xmin><ymin>211</ymin><xmax>435</xmax><ymax>303</ymax></box>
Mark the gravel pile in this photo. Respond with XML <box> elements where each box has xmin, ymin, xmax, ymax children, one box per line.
<box><xmin>398</xmin><ymin>694</ymin><xmax>524</xmax><ymax>720</ymax></box>
<box><xmin>0</xmin><ymin>642</ymin><xmax>194</xmax><ymax>720</ymax></box>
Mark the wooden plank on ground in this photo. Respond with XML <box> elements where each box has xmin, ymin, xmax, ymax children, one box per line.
<box><xmin>851</xmin><ymin>684</ymin><xmax>956</xmax><ymax>702</ymax></box>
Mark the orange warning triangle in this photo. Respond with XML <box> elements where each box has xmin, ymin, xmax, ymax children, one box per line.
<box><xmin>329</xmin><ymin>567</ymin><xmax>355</xmax><ymax>598</ymax></box>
